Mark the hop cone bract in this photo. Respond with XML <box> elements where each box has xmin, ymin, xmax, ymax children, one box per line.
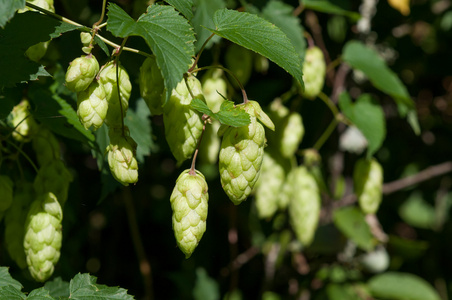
<box><xmin>301</xmin><ymin>46</ymin><xmax>326</xmax><ymax>99</ymax></box>
<box><xmin>9</xmin><ymin>99</ymin><xmax>40</xmax><ymax>142</ymax></box>
<box><xmin>139</xmin><ymin>56</ymin><xmax>165</xmax><ymax>115</ymax></box>
<box><xmin>24</xmin><ymin>192</ymin><xmax>62</xmax><ymax>282</ymax></box>
<box><xmin>353</xmin><ymin>158</ymin><xmax>383</xmax><ymax>214</ymax></box>
<box><xmin>0</xmin><ymin>175</ymin><xmax>14</xmax><ymax>212</ymax></box>
<box><xmin>65</xmin><ymin>55</ymin><xmax>99</xmax><ymax>93</ymax></box>
<box><xmin>77</xmin><ymin>80</ymin><xmax>108</xmax><ymax>130</ymax></box>
<box><xmin>32</xmin><ymin>127</ymin><xmax>60</xmax><ymax>167</ymax></box>
<box><xmin>106</xmin><ymin>129</ymin><xmax>138</xmax><ymax>186</ymax></box>
<box><xmin>34</xmin><ymin>160</ymin><xmax>73</xmax><ymax>207</ymax></box>
<box><xmin>163</xmin><ymin>75</ymin><xmax>204</xmax><ymax>165</ymax></box>
<box><xmin>288</xmin><ymin>166</ymin><xmax>321</xmax><ymax>246</ymax></box>
<box><xmin>170</xmin><ymin>169</ymin><xmax>209</xmax><ymax>258</ymax></box>
<box><xmin>202</xmin><ymin>69</ymin><xmax>227</xmax><ymax>113</ymax></box>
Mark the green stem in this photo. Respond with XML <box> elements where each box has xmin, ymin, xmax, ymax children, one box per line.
<box><xmin>115</xmin><ymin>37</ymin><xmax>129</xmax><ymax>137</ymax></box>
<box><xmin>318</xmin><ymin>91</ymin><xmax>340</xmax><ymax>118</ymax></box>
<box><xmin>5</xmin><ymin>140</ymin><xmax>39</xmax><ymax>173</ymax></box>
<box><xmin>93</xmin><ymin>0</ymin><xmax>107</xmax><ymax>27</ymax></box>
<box><xmin>313</xmin><ymin>118</ymin><xmax>338</xmax><ymax>151</ymax></box>
<box><xmin>188</xmin><ymin>33</ymin><xmax>216</xmax><ymax>73</ymax></box>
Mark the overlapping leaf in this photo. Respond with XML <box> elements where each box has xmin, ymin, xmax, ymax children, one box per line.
<box><xmin>301</xmin><ymin>0</ymin><xmax>360</xmax><ymax>20</ymax></box>
<box><xmin>69</xmin><ymin>273</ymin><xmax>134</xmax><ymax>300</ymax></box>
<box><xmin>192</xmin><ymin>0</ymin><xmax>225</xmax><ymax>52</ymax></box>
<box><xmin>190</xmin><ymin>98</ymin><xmax>250</xmax><ymax>127</ymax></box>
<box><xmin>333</xmin><ymin>206</ymin><xmax>374</xmax><ymax>251</ymax></box>
<box><xmin>0</xmin><ymin>267</ymin><xmax>22</xmax><ymax>291</ymax></box>
<box><xmin>165</xmin><ymin>0</ymin><xmax>194</xmax><ymax>20</ymax></box>
<box><xmin>0</xmin><ymin>0</ymin><xmax>24</xmax><ymax>28</ymax></box>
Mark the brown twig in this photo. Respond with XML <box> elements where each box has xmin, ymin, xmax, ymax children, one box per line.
<box><xmin>221</xmin><ymin>246</ymin><xmax>260</xmax><ymax>277</ymax></box>
<box><xmin>331</xmin><ymin>63</ymin><xmax>350</xmax><ymax>103</ymax></box>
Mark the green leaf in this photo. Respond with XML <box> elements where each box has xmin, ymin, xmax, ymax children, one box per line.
<box><xmin>398</xmin><ymin>192</ymin><xmax>436</xmax><ymax>230</ymax></box>
<box><xmin>326</xmin><ymin>283</ymin><xmax>362</xmax><ymax>300</ymax></box>
<box><xmin>193</xmin><ymin>268</ymin><xmax>220</xmax><ymax>300</ymax></box>
<box><xmin>44</xmin><ymin>277</ymin><xmax>70</xmax><ymax>298</ymax></box>
<box><xmin>192</xmin><ymin>0</ymin><xmax>225</xmax><ymax>52</ymax></box>
<box><xmin>107</xmin><ymin>3</ymin><xmax>195</xmax><ymax>104</ymax></box>
<box><xmin>207</xmin><ymin>9</ymin><xmax>304</xmax><ymax>87</ymax></box>
<box><xmin>190</xmin><ymin>98</ymin><xmax>250</xmax><ymax>127</ymax></box>
<box><xmin>262</xmin><ymin>0</ymin><xmax>306</xmax><ymax>60</ymax></box>
<box><xmin>368</xmin><ymin>272</ymin><xmax>441</xmax><ymax>300</ymax></box>
<box><xmin>342</xmin><ymin>41</ymin><xmax>419</xmax><ymax>134</ymax></box>
<box><xmin>301</xmin><ymin>0</ymin><xmax>360</xmax><ymax>20</ymax></box>
<box><xmin>69</xmin><ymin>273</ymin><xmax>134</xmax><ymax>300</ymax></box>
<box><xmin>0</xmin><ymin>285</ymin><xmax>25</xmax><ymax>300</ymax></box>
<box><xmin>0</xmin><ymin>267</ymin><xmax>22</xmax><ymax>291</ymax></box>
<box><xmin>93</xmin><ymin>35</ymin><xmax>110</xmax><ymax>57</ymax></box>
<box><xmin>165</xmin><ymin>0</ymin><xmax>194</xmax><ymax>20</ymax></box>
<box><xmin>333</xmin><ymin>206</ymin><xmax>374</xmax><ymax>251</ymax></box>
<box><xmin>28</xmin><ymin>287</ymin><xmax>55</xmax><ymax>300</ymax></box>
<box><xmin>338</xmin><ymin>93</ymin><xmax>386</xmax><ymax>158</ymax></box>
<box><xmin>0</xmin><ymin>0</ymin><xmax>24</xmax><ymax>28</ymax></box>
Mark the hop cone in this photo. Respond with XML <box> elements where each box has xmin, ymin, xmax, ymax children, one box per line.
<box><xmin>254</xmin><ymin>151</ymin><xmax>285</xmax><ymax>219</ymax></box>
<box><xmin>77</xmin><ymin>80</ymin><xmax>108</xmax><ymax>130</ymax></box>
<box><xmin>163</xmin><ymin>75</ymin><xmax>204</xmax><ymax>165</ymax></box>
<box><xmin>202</xmin><ymin>69</ymin><xmax>227</xmax><ymax>113</ymax></box>
<box><xmin>65</xmin><ymin>54</ymin><xmax>99</xmax><ymax>93</ymax></box>
<box><xmin>34</xmin><ymin>160</ymin><xmax>73</xmax><ymax>207</ymax></box>
<box><xmin>278</xmin><ymin>167</ymin><xmax>296</xmax><ymax>210</ymax></box>
<box><xmin>301</xmin><ymin>46</ymin><xmax>326</xmax><ymax>99</ymax></box>
<box><xmin>139</xmin><ymin>56</ymin><xmax>165</xmax><ymax>115</ymax></box>
<box><xmin>9</xmin><ymin>99</ymin><xmax>40</xmax><ymax>142</ymax></box>
<box><xmin>24</xmin><ymin>192</ymin><xmax>63</xmax><ymax>282</ymax></box>
<box><xmin>353</xmin><ymin>158</ymin><xmax>383</xmax><ymax>214</ymax></box>
<box><xmin>99</xmin><ymin>61</ymin><xmax>132</xmax><ymax>126</ymax></box>
<box><xmin>288</xmin><ymin>166</ymin><xmax>321</xmax><ymax>246</ymax></box>
<box><xmin>5</xmin><ymin>182</ymin><xmax>34</xmax><ymax>269</ymax></box>
<box><xmin>32</xmin><ymin>127</ymin><xmax>60</xmax><ymax>167</ymax></box>
<box><xmin>106</xmin><ymin>129</ymin><xmax>138</xmax><ymax>186</ymax></box>
<box><xmin>225</xmin><ymin>44</ymin><xmax>253</xmax><ymax>87</ymax></box>
<box><xmin>170</xmin><ymin>169</ymin><xmax>209</xmax><ymax>258</ymax></box>
<box><xmin>0</xmin><ymin>175</ymin><xmax>14</xmax><ymax>212</ymax></box>
<box><xmin>219</xmin><ymin>101</ymin><xmax>274</xmax><ymax>205</ymax></box>
<box><xmin>199</xmin><ymin>120</ymin><xmax>221</xmax><ymax>165</ymax></box>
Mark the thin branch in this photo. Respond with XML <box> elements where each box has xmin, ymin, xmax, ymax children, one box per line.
<box><xmin>220</xmin><ymin>246</ymin><xmax>260</xmax><ymax>277</ymax></box>
<box><xmin>331</xmin><ymin>63</ymin><xmax>350</xmax><ymax>103</ymax></box>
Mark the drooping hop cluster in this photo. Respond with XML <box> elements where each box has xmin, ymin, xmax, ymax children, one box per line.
<box><xmin>301</xmin><ymin>46</ymin><xmax>326</xmax><ymax>99</ymax></box>
<box><xmin>32</xmin><ymin>127</ymin><xmax>61</xmax><ymax>167</ymax></box>
<box><xmin>4</xmin><ymin>182</ymin><xmax>34</xmax><ymax>269</ymax></box>
<box><xmin>219</xmin><ymin>100</ymin><xmax>275</xmax><ymax>205</ymax></box>
<box><xmin>106</xmin><ymin>128</ymin><xmax>139</xmax><ymax>186</ymax></box>
<box><xmin>0</xmin><ymin>175</ymin><xmax>14</xmax><ymax>216</ymax></box>
<box><xmin>353</xmin><ymin>158</ymin><xmax>383</xmax><ymax>214</ymax></box>
<box><xmin>225</xmin><ymin>43</ymin><xmax>253</xmax><ymax>87</ymax></box>
<box><xmin>8</xmin><ymin>99</ymin><xmax>40</xmax><ymax>142</ymax></box>
<box><xmin>34</xmin><ymin>160</ymin><xmax>73</xmax><ymax>207</ymax></box>
<box><xmin>139</xmin><ymin>55</ymin><xmax>165</xmax><ymax>115</ymax></box>
<box><xmin>266</xmin><ymin>99</ymin><xmax>304</xmax><ymax>158</ymax></box>
<box><xmin>170</xmin><ymin>169</ymin><xmax>209</xmax><ymax>258</ymax></box>
<box><xmin>163</xmin><ymin>74</ymin><xmax>205</xmax><ymax>165</ymax></box>
<box><xmin>65</xmin><ymin>54</ymin><xmax>99</xmax><ymax>93</ymax></box>
<box><xmin>76</xmin><ymin>81</ymin><xmax>108</xmax><ymax>130</ymax></box>
<box><xmin>24</xmin><ymin>192</ymin><xmax>63</xmax><ymax>282</ymax></box>
<box><xmin>287</xmin><ymin>166</ymin><xmax>321</xmax><ymax>246</ymax></box>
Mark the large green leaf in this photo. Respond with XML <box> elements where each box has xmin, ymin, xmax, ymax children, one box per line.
<box><xmin>301</xmin><ymin>0</ymin><xmax>360</xmax><ymax>20</ymax></box>
<box><xmin>339</xmin><ymin>93</ymin><xmax>386</xmax><ymax>158</ymax></box>
<box><xmin>165</xmin><ymin>0</ymin><xmax>194</xmax><ymax>20</ymax></box>
<box><xmin>190</xmin><ymin>98</ymin><xmax>250</xmax><ymax>127</ymax></box>
<box><xmin>262</xmin><ymin>0</ymin><xmax>306</xmax><ymax>60</ymax></box>
<box><xmin>44</xmin><ymin>277</ymin><xmax>70</xmax><ymax>298</ymax></box>
<box><xmin>368</xmin><ymin>272</ymin><xmax>441</xmax><ymax>300</ymax></box>
<box><xmin>333</xmin><ymin>206</ymin><xmax>374</xmax><ymax>251</ymax></box>
<box><xmin>107</xmin><ymin>3</ymin><xmax>195</xmax><ymax>104</ymax></box>
<box><xmin>0</xmin><ymin>267</ymin><xmax>22</xmax><ymax>291</ymax></box>
<box><xmin>0</xmin><ymin>285</ymin><xmax>25</xmax><ymax>300</ymax></box>
<box><xmin>69</xmin><ymin>273</ymin><xmax>134</xmax><ymax>300</ymax></box>
<box><xmin>0</xmin><ymin>0</ymin><xmax>24</xmax><ymax>28</ymax></box>
<box><xmin>207</xmin><ymin>9</ymin><xmax>304</xmax><ymax>87</ymax></box>
<box><xmin>342</xmin><ymin>41</ymin><xmax>420</xmax><ymax>134</ymax></box>
<box><xmin>192</xmin><ymin>0</ymin><xmax>225</xmax><ymax>52</ymax></box>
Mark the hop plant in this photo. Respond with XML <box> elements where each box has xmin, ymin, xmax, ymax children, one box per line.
<box><xmin>24</xmin><ymin>192</ymin><xmax>63</xmax><ymax>282</ymax></box>
<box><xmin>353</xmin><ymin>158</ymin><xmax>383</xmax><ymax>214</ymax></box>
<box><xmin>163</xmin><ymin>74</ymin><xmax>204</xmax><ymax>165</ymax></box>
<box><xmin>225</xmin><ymin>44</ymin><xmax>253</xmax><ymax>87</ymax></box>
<box><xmin>98</xmin><ymin>61</ymin><xmax>132</xmax><ymax>127</ymax></box>
<box><xmin>34</xmin><ymin>160</ymin><xmax>73</xmax><ymax>207</ymax></box>
<box><xmin>288</xmin><ymin>166</ymin><xmax>321</xmax><ymax>246</ymax></box>
<box><xmin>65</xmin><ymin>54</ymin><xmax>99</xmax><ymax>93</ymax></box>
<box><xmin>202</xmin><ymin>69</ymin><xmax>227</xmax><ymax>113</ymax></box>
<box><xmin>139</xmin><ymin>56</ymin><xmax>165</xmax><ymax>115</ymax></box>
<box><xmin>4</xmin><ymin>182</ymin><xmax>34</xmax><ymax>269</ymax></box>
<box><xmin>76</xmin><ymin>80</ymin><xmax>108</xmax><ymax>130</ymax></box>
<box><xmin>219</xmin><ymin>100</ymin><xmax>274</xmax><ymax>205</ymax></box>
<box><xmin>170</xmin><ymin>169</ymin><xmax>209</xmax><ymax>258</ymax></box>
<box><xmin>9</xmin><ymin>99</ymin><xmax>40</xmax><ymax>142</ymax></box>
<box><xmin>0</xmin><ymin>175</ymin><xmax>14</xmax><ymax>213</ymax></box>
<box><xmin>106</xmin><ymin>128</ymin><xmax>138</xmax><ymax>186</ymax></box>
<box><xmin>32</xmin><ymin>127</ymin><xmax>60</xmax><ymax>167</ymax></box>
<box><xmin>301</xmin><ymin>46</ymin><xmax>326</xmax><ymax>99</ymax></box>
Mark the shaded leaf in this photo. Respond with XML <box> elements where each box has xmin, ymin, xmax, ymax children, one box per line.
<box><xmin>333</xmin><ymin>206</ymin><xmax>374</xmax><ymax>251</ymax></box>
<box><xmin>0</xmin><ymin>0</ymin><xmax>24</xmax><ymax>28</ymax></box>
<box><xmin>107</xmin><ymin>3</ymin><xmax>195</xmax><ymax>104</ymax></box>
<box><xmin>44</xmin><ymin>277</ymin><xmax>70</xmax><ymax>298</ymax></box>
<box><xmin>301</xmin><ymin>0</ymin><xmax>360</xmax><ymax>20</ymax></box>
<box><xmin>190</xmin><ymin>98</ymin><xmax>250</xmax><ymax>127</ymax></box>
<box><xmin>207</xmin><ymin>9</ymin><xmax>303</xmax><ymax>87</ymax></box>
<box><xmin>399</xmin><ymin>192</ymin><xmax>436</xmax><ymax>229</ymax></box>
<box><xmin>0</xmin><ymin>267</ymin><xmax>22</xmax><ymax>291</ymax></box>
<box><xmin>165</xmin><ymin>0</ymin><xmax>194</xmax><ymax>20</ymax></box>
<box><xmin>28</xmin><ymin>287</ymin><xmax>55</xmax><ymax>299</ymax></box>
<box><xmin>192</xmin><ymin>0</ymin><xmax>225</xmax><ymax>52</ymax></box>
<box><xmin>69</xmin><ymin>273</ymin><xmax>134</xmax><ymax>300</ymax></box>
<box><xmin>193</xmin><ymin>268</ymin><xmax>220</xmax><ymax>300</ymax></box>
<box><xmin>326</xmin><ymin>283</ymin><xmax>362</xmax><ymax>300</ymax></box>
<box><xmin>0</xmin><ymin>285</ymin><xmax>25</xmax><ymax>300</ymax></box>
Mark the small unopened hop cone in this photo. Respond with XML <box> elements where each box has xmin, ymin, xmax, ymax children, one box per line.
<box><xmin>139</xmin><ymin>56</ymin><xmax>165</xmax><ymax>115</ymax></box>
<box><xmin>106</xmin><ymin>128</ymin><xmax>138</xmax><ymax>186</ymax></box>
<box><xmin>300</xmin><ymin>46</ymin><xmax>326</xmax><ymax>100</ymax></box>
<box><xmin>65</xmin><ymin>54</ymin><xmax>99</xmax><ymax>93</ymax></box>
<box><xmin>219</xmin><ymin>100</ymin><xmax>274</xmax><ymax>205</ymax></box>
<box><xmin>32</xmin><ymin>127</ymin><xmax>60</xmax><ymax>167</ymax></box>
<box><xmin>24</xmin><ymin>192</ymin><xmax>63</xmax><ymax>282</ymax></box>
<box><xmin>170</xmin><ymin>169</ymin><xmax>209</xmax><ymax>258</ymax></box>
<box><xmin>9</xmin><ymin>99</ymin><xmax>40</xmax><ymax>143</ymax></box>
<box><xmin>76</xmin><ymin>80</ymin><xmax>108</xmax><ymax>130</ymax></box>
<box><xmin>353</xmin><ymin>158</ymin><xmax>383</xmax><ymax>214</ymax></box>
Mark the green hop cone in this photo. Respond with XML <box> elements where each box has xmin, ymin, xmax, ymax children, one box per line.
<box><xmin>24</xmin><ymin>192</ymin><xmax>63</xmax><ymax>282</ymax></box>
<box><xmin>106</xmin><ymin>128</ymin><xmax>138</xmax><ymax>186</ymax></box>
<box><xmin>76</xmin><ymin>80</ymin><xmax>108</xmax><ymax>130</ymax></box>
<box><xmin>9</xmin><ymin>99</ymin><xmax>40</xmax><ymax>142</ymax></box>
<box><xmin>0</xmin><ymin>175</ymin><xmax>14</xmax><ymax>212</ymax></box>
<box><xmin>300</xmin><ymin>46</ymin><xmax>326</xmax><ymax>99</ymax></box>
<box><xmin>99</xmin><ymin>61</ymin><xmax>132</xmax><ymax>126</ymax></box>
<box><xmin>278</xmin><ymin>167</ymin><xmax>296</xmax><ymax>210</ymax></box>
<box><xmin>225</xmin><ymin>44</ymin><xmax>253</xmax><ymax>87</ymax></box>
<box><xmin>219</xmin><ymin>100</ymin><xmax>274</xmax><ymax>205</ymax></box>
<box><xmin>254</xmin><ymin>151</ymin><xmax>285</xmax><ymax>219</ymax></box>
<box><xmin>170</xmin><ymin>169</ymin><xmax>209</xmax><ymax>258</ymax></box>
<box><xmin>163</xmin><ymin>75</ymin><xmax>204</xmax><ymax>165</ymax></box>
<box><xmin>34</xmin><ymin>160</ymin><xmax>73</xmax><ymax>207</ymax></box>
<box><xmin>353</xmin><ymin>158</ymin><xmax>383</xmax><ymax>214</ymax></box>
<box><xmin>5</xmin><ymin>182</ymin><xmax>34</xmax><ymax>269</ymax></box>
<box><xmin>199</xmin><ymin>120</ymin><xmax>221</xmax><ymax>165</ymax></box>
<box><xmin>139</xmin><ymin>56</ymin><xmax>165</xmax><ymax>115</ymax></box>
<box><xmin>288</xmin><ymin>166</ymin><xmax>321</xmax><ymax>246</ymax></box>
<box><xmin>202</xmin><ymin>69</ymin><xmax>227</xmax><ymax>113</ymax></box>
<box><xmin>32</xmin><ymin>127</ymin><xmax>60</xmax><ymax>167</ymax></box>
<box><xmin>65</xmin><ymin>54</ymin><xmax>99</xmax><ymax>93</ymax></box>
